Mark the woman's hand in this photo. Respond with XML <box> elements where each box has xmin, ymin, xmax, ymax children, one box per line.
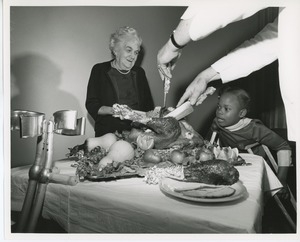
<box><xmin>97</xmin><ymin>106</ymin><xmax>114</xmax><ymax>115</ymax></box>
<box><xmin>177</xmin><ymin>67</ymin><xmax>220</xmax><ymax>107</ymax></box>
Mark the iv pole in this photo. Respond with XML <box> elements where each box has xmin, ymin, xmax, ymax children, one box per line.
<box><xmin>11</xmin><ymin>110</ymin><xmax>85</xmax><ymax>233</ymax></box>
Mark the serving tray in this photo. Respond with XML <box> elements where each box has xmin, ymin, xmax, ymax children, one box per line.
<box><xmin>85</xmin><ymin>167</ymin><xmax>146</xmax><ymax>181</ymax></box>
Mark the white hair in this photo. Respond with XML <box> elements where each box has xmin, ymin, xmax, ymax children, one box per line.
<box><xmin>109</xmin><ymin>26</ymin><xmax>142</xmax><ymax>57</ymax></box>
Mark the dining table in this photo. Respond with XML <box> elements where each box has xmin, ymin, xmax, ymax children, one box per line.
<box><xmin>11</xmin><ymin>153</ymin><xmax>282</xmax><ymax>233</ymax></box>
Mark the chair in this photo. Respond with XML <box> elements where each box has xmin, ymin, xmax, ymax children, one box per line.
<box><xmin>210</xmin><ymin>131</ymin><xmax>296</xmax><ymax>232</ymax></box>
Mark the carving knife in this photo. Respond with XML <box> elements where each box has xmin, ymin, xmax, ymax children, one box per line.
<box><xmin>160</xmin><ymin>77</ymin><xmax>170</xmax><ymax>117</ymax></box>
<box><xmin>163</xmin><ymin>77</ymin><xmax>170</xmax><ymax>107</ymax></box>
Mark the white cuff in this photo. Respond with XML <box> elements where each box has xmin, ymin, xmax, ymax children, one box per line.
<box><xmin>277</xmin><ymin>150</ymin><xmax>292</xmax><ymax>167</ymax></box>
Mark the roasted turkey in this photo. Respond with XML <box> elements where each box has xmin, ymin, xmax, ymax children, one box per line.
<box><xmin>131</xmin><ymin>117</ymin><xmax>204</xmax><ymax>149</ymax></box>
<box><xmin>113</xmin><ymin>104</ymin><xmax>204</xmax><ymax>149</ymax></box>
<box><xmin>184</xmin><ymin>159</ymin><xmax>239</xmax><ymax>185</ymax></box>
<box><xmin>144</xmin><ymin>117</ymin><xmax>182</xmax><ymax>149</ymax></box>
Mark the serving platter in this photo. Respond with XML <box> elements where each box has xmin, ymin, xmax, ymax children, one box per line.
<box><xmin>85</xmin><ymin>166</ymin><xmax>146</xmax><ymax>182</ymax></box>
<box><xmin>86</xmin><ymin>172</ymin><xmax>144</xmax><ymax>181</ymax></box>
<box><xmin>159</xmin><ymin>177</ymin><xmax>247</xmax><ymax>203</ymax></box>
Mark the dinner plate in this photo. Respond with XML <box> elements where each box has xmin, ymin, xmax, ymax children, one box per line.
<box><xmin>159</xmin><ymin>178</ymin><xmax>247</xmax><ymax>203</ymax></box>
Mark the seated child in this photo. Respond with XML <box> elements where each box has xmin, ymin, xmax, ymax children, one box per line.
<box><xmin>206</xmin><ymin>86</ymin><xmax>292</xmax><ymax>199</ymax></box>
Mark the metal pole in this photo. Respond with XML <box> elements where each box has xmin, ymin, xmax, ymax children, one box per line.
<box><xmin>12</xmin><ymin>110</ymin><xmax>85</xmax><ymax>233</ymax></box>
<box><xmin>26</xmin><ymin>184</ymin><xmax>48</xmax><ymax>233</ymax></box>
<box><xmin>26</xmin><ymin>121</ymin><xmax>54</xmax><ymax>233</ymax></box>
<box><xmin>15</xmin><ymin>123</ymin><xmax>46</xmax><ymax>233</ymax></box>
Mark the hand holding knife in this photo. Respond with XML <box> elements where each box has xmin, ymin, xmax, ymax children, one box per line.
<box><xmin>157</xmin><ymin>63</ymin><xmax>216</xmax><ymax>119</ymax></box>
<box><xmin>165</xmin><ymin>87</ymin><xmax>216</xmax><ymax>120</ymax></box>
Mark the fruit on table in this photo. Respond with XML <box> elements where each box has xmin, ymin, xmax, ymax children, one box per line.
<box><xmin>98</xmin><ymin>140</ymin><xmax>134</xmax><ymax>169</ymax></box>
<box><xmin>136</xmin><ymin>133</ymin><xmax>155</xmax><ymax>150</ymax></box>
<box><xmin>214</xmin><ymin>146</ymin><xmax>239</xmax><ymax>161</ymax></box>
<box><xmin>198</xmin><ymin>147</ymin><xmax>215</xmax><ymax>162</ymax></box>
<box><xmin>98</xmin><ymin>156</ymin><xmax>113</xmax><ymax>168</ymax></box>
<box><xmin>86</xmin><ymin>133</ymin><xmax>118</xmax><ymax>151</ymax></box>
<box><xmin>143</xmin><ymin>149</ymin><xmax>162</xmax><ymax>164</ymax></box>
<box><xmin>182</xmin><ymin>156</ymin><xmax>195</xmax><ymax>165</ymax></box>
<box><xmin>170</xmin><ymin>150</ymin><xmax>186</xmax><ymax>164</ymax></box>
<box><xmin>127</xmin><ymin>128</ymin><xmax>144</xmax><ymax>143</ymax></box>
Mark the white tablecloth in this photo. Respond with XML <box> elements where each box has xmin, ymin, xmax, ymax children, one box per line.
<box><xmin>11</xmin><ymin>154</ymin><xmax>282</xmax><ymax>233</ymax></box>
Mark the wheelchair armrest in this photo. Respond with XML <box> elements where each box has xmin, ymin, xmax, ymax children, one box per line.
<box><xmin>244</xmin><ymin>142</ymin><xmax>260</xmax><ymax>150</ymax></box>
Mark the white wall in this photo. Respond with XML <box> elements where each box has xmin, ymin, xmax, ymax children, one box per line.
<box><xmin>10</xmin><ymin>6</ymin><xmax>264</xmax><ymax>167</ymax></box>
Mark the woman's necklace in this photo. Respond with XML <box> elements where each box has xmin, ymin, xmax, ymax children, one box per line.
<box><xmin>112</xmin><ymin>61</ymin><xmax>131</xmax><ymax>75</ymax></box>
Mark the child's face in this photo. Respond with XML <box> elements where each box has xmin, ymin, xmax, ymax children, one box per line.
<box><xmin>216</xmin><ymin>93</ymin><xmax>244</xmax><ymax>127</ymax></box>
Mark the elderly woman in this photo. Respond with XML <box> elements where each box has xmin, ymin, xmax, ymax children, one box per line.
<box><xmin>86</xmin><ymin>26</ymin><xmax>154</xmax><ymax>137</ymax></box>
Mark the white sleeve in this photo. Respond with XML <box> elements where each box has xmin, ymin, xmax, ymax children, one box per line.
<box><xmin>277</xmin><ymin>6</ymin><xmax>300</xmax><ymax>142</ymax></box>
<box><xmin>211</xmin><ymin>18</ymin><xmax>278</xmax><ymax>83</ymax></box>
<box><xmin>181</xmin><ymin>2</ymin><xmax>267</xmax><ymax>40</ymax></box>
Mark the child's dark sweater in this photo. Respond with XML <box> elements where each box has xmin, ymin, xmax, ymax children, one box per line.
<box><xmin>207</xmin><ymin>118</ymin><xmax>291</xmax><ymax>158</ymax></box>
